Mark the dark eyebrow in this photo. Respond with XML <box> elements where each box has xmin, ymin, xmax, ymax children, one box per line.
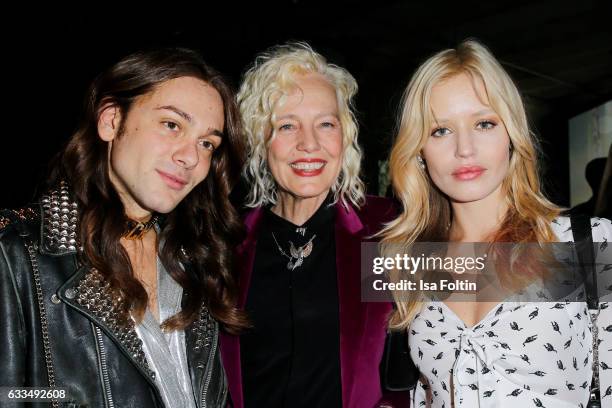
<box><xmin>156</xmin><ymin>105</ymin><xmax>193</xmax><ymax>123</ymax></box>
<box><xmin>208</xmin><ymin>128</ymin><xmax>224</xmax><ymax>138</ymax></box>
<box><xmin>158</xmin><ymin>105</ymin><xmax>224</xmax><ymax>137</ymax></box>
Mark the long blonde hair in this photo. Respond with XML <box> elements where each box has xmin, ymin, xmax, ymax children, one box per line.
<box><xmin>381</xmin><ymin>39</ymin><xmax>561</xmax><ymax>329</ymax></box>
<box><xmin>238</xmin><ymin>42</ymin><xmax>365</xmax><ymax>210</ymax></box>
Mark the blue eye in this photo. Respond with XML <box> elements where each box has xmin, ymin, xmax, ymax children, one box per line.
<box><xmin>278</xmin><ymin>123</ymin><xmax>294</xmax><ymax>131</ymax></box>
<box><xmin>477</xmin><ymin>120</ymin><xmax>496</xmax><ymax>130</ymax></box>
<box><xmin>431</xmin><ymin>127</ymin><xmax>451</xmax><ymax>137</ymax></box>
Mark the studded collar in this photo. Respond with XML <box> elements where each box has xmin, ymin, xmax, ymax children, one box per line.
<box><xmin>40</xmin><ymin>181</ymin><xmax>79</xmax><ymax>256</ymax></box>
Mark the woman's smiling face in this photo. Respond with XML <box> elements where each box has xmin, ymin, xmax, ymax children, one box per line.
<box><xmin>267</xmin><ymin>73</ymin><xmax>343</xmax><ymax>201</ymax></box>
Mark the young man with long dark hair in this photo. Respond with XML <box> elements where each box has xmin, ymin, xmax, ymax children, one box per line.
<box><xmin>0</xmin><ymin>48</ymin><xmax>246</xmax><ymax>407</ymax></box>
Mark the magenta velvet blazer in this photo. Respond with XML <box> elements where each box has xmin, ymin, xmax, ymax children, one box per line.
<box><xmin>220</xmin><ymin>196</ymin><xmax>409</xmax><ymax>407</ymax></box>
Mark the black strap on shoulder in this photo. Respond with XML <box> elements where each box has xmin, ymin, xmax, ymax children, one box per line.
<box><xmin>569</xmin><ymin>214</ymin><xmax>598</xmax><ymax>310</ymax></box>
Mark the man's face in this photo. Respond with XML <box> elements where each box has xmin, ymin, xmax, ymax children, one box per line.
<box><xmin>98</xmin><ymin>76</ymin><xmax>224</xmax><ymax>219</ymax></box>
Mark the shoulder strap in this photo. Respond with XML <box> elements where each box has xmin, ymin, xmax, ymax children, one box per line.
<box><xmin>570</xmin><ymin>214</ymin><xmax>602</xmax><ymax>406</ymax></box>
<box><xmin>570</xmin><ymin>214</ymin><xmax>598</xmax><ymax>310</ymax></box>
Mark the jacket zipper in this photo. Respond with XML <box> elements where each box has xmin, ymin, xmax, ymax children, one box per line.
<box><xmin>199</xmin><ymin>322</ymin><xmax>219</xmax><ymax>408</ymax></box>
<box><xmin>25</xmin><ymin>241</ymin><xmax>59</xmax><ymax>408</ymax></box>
<box><xmin>93</xmin><ymin>325</ymin><xmax>115</xmax><ymax>408</ymax></box>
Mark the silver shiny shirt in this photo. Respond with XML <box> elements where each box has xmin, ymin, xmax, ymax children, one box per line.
<box><xmin>134</xmin><ymin>257</ymin><xmax>197</xmax><ymax>408</ymax></box>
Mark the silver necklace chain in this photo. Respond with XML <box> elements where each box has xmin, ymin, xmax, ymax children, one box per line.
<box><xmin>271</xmin><ymin>232</ymin><xmax>317</xmax><ymax>271</ymax></box>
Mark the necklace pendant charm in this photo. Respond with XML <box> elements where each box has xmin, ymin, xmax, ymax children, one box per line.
<box><xmin>293</xmin><ymin>257</ymin><xmax>303</xmax><ymax>269</ymax></box>
<box><xmin>290</xmin><ymin>241</ymin><xmax>299</xmax><ymax>258</ymax></box>
<box><xmin>272</xmin><ymin>232</ymin><xmax>317</xmax><ymax>271</ymax></box>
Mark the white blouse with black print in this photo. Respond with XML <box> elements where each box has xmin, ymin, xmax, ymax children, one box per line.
<box><xmin>408</xmin><ymin>216</ymin><xmax>612</xmax><ymax>408</ymax></box>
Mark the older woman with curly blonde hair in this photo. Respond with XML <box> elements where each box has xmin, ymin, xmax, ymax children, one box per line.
<box><xmin>220</xmin><ymin>42</ymin><xmax>406</xmax><ymax>408</ymax></box>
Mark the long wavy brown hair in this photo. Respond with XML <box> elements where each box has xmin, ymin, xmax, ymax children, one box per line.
<box><xmin>48</xmin><ymin>48</ymin><xmax>248</xmax><ymax>333</ymax></box>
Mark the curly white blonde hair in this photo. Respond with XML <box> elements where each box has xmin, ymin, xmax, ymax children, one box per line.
<box><xmin>238</xmin><ymin>42</ymin><xmax>365</xmax><ymax>209</ymax></box>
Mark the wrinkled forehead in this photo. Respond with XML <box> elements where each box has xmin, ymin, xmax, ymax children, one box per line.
<box><xmin>270</xmin><ymin>72</ymin><xmax>338</xmax><ymax>113</ymax></box>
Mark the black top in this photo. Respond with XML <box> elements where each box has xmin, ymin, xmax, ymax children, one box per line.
<box><xmin>241</xmin><ymin>201</ymin><xmax>342</xmax><ymax>407</ymax></box>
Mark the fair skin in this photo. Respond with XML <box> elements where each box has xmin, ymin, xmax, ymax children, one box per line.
<box><xmin>421</xmin><ymin>73</ymin><xmax>512</xmax><ymax>327</ymax></box>
<box><xmin>97</xmin><ymin>76</ymin><xmax>225</xmax><ymax>320</ymax></box>
<box><xmin>268</xmin><ymin>73</ymin><xmax>344</xmax><ymax>225</ymax></box>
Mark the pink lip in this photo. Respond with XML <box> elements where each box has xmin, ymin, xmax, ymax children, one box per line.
<box><xmin>289</xmin><ymin>158</ymin><xmax>327</xmax><ymax>177</ymax></box>
<box><xmin>452</xmin><ymin>166</ymin><xmax>485</xmax><ymax>181</ymax></box>
<box><xmin>156</xmin><ymin>170</ymin><xmax>188</xmax><ymax>190</ymax></box>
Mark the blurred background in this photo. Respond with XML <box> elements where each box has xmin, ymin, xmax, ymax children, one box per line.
<box><xmin>2</xmin><ymin>0</ymin><xmax>611</xmax><ymax>211</ymax></box>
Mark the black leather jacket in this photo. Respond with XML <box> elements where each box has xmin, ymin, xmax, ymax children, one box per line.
<box><xmin>0</xmin><ymin>186</ymin><xmax>227</xmax><ymax>408</ymax></box>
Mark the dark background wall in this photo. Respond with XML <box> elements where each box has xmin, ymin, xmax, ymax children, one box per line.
<box><xmin>2</xmin><ymin>1</ymin><xmax>611</xmax><ymax>209</ymax></box>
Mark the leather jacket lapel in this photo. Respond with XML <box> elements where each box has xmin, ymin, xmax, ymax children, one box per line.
<box><xmin>58</xmin><ymin>266</ymin><xmax>157</xmax><ymax>383</ymax></box>
<box><xmin>183</xmin><ymin>288</ymin><xmax>220</xmax><ymax>408</ymax></box>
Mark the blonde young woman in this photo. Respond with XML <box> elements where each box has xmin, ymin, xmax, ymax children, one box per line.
<box><xmin>382</xmin><ymin>40</ymin><xmax>612</xmax><ymax>407</ymax></box>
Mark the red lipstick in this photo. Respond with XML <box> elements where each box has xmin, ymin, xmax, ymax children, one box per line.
<box><xmin>289</xmin><ymin>158</ymin><xmax>326</xmax><ymax>177</ymax></box>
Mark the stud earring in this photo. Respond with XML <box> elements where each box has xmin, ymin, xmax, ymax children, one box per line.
<box><xmin>416</xmin><ymin>155</ymin><xmax>426</xmax><ymax>169</ymax></box>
